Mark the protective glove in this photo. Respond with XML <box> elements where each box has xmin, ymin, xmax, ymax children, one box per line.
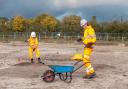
<box><xmin>25</xmin><ymin>40</ymin><xmax>28</xmax><ymax>42</ymax></box>
<box><xmin>31</xmin><ymin>45</ymin><xmax>37</xmax><ymax>51</ymax></box>
<box><xmin>86</xmin><ymin>43</ymin><xmax>94</xmax><ymax>48</ymax></box>
<box><xmin>33</xmin><ymin>48</ymin><xmax>36</xmax><ymax>51</ymax></box>
<box><xmin>77</xmin><ymin>38</ymin><xmax>82</xmax><ymax>42</ymax></box>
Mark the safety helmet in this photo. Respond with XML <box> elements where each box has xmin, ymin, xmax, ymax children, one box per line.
<box><xmin>80</xmin><ymin>19</ymin><xmax>88</xmax><ymax>27</ymax></box>
<box><xmin>31</xmin><ymin>32</ymin><xmax>36</xmax><ymax>37</ymax></box>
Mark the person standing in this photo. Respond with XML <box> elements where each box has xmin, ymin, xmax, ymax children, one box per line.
<box><xmin>80</xmin><ymin>19</ymin><xmax>96</xmax><ymax>79</ymax></box>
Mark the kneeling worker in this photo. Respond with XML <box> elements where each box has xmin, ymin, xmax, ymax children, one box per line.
<box><xmin>27</xmin><ymin>32</ymin><xmax>43</xmax><ymax>64</ymax></box>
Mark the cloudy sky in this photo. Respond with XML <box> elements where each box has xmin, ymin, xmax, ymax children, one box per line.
<box><xmin>0</xmin><ymin>0</ymin><xmax>128</xmax><ymax>21</ymax></box>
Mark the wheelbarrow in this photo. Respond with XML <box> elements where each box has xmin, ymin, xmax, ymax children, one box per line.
<box><xmin>41</xmin><ymin>60</ymin><xmax>85</xmax><ymax>83</ymax></box>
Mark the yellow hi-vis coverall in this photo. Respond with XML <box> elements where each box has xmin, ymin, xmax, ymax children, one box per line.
<box><xmin>28</xmin><ymin>36</ymin><xmax>40</xmax><ymax>59</ymax></box>
<box><xmin>82</xmin><ymin>25</ymin><xmax>96</xmax><ymax>75</ymax></box>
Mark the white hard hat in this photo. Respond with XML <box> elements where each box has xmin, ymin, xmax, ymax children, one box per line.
<box><xmin>80</xmin><ymin>19</ymin><xmax>88</xmax><ymax>27</ymax></box>
<box><xmin>31</xmin><ymin>32</ymin><xmax>36</xmax><ymax>37</ymax></box>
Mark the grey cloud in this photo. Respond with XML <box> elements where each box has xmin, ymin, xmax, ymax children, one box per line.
<box><xmin>0</xmin><ymin>0</ymin><xmax>128</xmax><ymax>21</ymax></box>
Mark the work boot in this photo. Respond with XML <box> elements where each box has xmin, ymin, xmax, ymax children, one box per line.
<box><xmin>31</xmin><ymin>58</ymin><xmax>34</xmax><ymax>63</ymax></box>
<box><xmin>38</xmin><ymin>58</ymin><xmax>44</xmax><ymax>64</ymax></box>
<box><xmin>83</xmin><ymin>72</ymin><xmax>96</xmax><ymax>79</ymax></box>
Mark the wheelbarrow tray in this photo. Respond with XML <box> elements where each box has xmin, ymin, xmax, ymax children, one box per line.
<box><xmin>42</xmin><ymin>61</ymin><xmax>85</xmax><ymax>83</ymax></box>
<box><xmin>49</xmin><ymin>65</ymin><xmax>74</xmax><ymax>73</ymax></box>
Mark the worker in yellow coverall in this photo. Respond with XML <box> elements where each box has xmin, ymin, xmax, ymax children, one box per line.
<box><xmin>73</xmin><ymin>19</ymin><xmax>96</xmax><ymax>79</ymax></box>
<box><xmin>27</xmin><ymin>32</ymin><xmax>43</xmax><ymax>63</ymax></box>
<box><xmin>80</xmin><ymin>19</ymin><xmax>96</xmax><ymax>79</ymax></box>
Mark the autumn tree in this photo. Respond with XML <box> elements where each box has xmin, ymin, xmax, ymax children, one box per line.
<box><xmin>35</xmin><ymin>14</ymin><xmax>58</xmax><ymax>32</ymax></box>
<box><xmin>1</xmin><ymin>14</ymin><xmax>128</xmax><ymax>33</ymax></box>
<box><xmin>11</xmin><ymin>16</ymin><xmax>25</xmax><ymax>32</ymax></box>
<box><xmin>24</xmin><ymin>18</ymin><xmax>35</xmax><ymax>32</ymax></box>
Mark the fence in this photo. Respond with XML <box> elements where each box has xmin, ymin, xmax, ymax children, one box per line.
<box><xmin>0</xmin><ymin>32</ymin><xmax>128</xmax><ymax>42</ymax></box>
<box><xmin>96</xmin><ymin>33</ymin><xmax>128</xmax><ymax>41</ymax></box>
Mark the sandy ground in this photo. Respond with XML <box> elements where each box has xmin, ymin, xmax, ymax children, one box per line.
<box><xmin>0</xmin><ymin>41</ymin><xmax>128</xmax><ymax>89</ymax></box>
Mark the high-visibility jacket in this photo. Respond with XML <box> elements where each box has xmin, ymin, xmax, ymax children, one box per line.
<box><xmin>82</xmin><ymin>25</ymin><xmax>96</xmax><ymax>45</ymax></box>
<box><xmin>28</xmin><ymin>36</ymin><xmax>38</xmax><ymax>47</ymax></box>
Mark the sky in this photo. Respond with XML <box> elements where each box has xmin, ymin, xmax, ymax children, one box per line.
<box><xmin>0</xmin><ymin>0</ymin><xmax>128</xmax><ymax>21</ymax></box>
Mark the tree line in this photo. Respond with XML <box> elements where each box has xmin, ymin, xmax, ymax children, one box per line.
<box><xmin>0</xmin><ymin>14</ymin><xmax>128</xmax><ymax>33</ymax></box>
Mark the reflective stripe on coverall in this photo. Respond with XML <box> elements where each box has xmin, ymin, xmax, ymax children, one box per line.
<box><xmin>28</xmin><ymin>36</ymin><xmax>40</xmax><ymax>59</ymax></box>
<box><xmin>82</xmin><ymin>25</ymin><xmax>96</xmax><ymax>75</ymax></box>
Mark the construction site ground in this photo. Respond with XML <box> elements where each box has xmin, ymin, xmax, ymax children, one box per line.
<box><xmin>0</xmin><ymin>41</ymin><xmax>128</xmax><ymax>89</ymax></box>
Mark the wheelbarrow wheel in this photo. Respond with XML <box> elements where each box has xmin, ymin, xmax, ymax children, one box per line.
<box><xmin>42</xmin><ymin>70</ymin><xmax>55</xmax><ymax>83</ymax></box>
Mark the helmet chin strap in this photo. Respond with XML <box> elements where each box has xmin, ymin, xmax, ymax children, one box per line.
<box><xmin>83</xmin><ymin>23</ymin><xmax>87</xmax><ymax>29</ymax></box>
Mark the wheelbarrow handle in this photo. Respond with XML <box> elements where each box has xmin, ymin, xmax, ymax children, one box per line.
<box><xmin>73</xmin><ymin>63</ymin><xmax>85</xmax><ymax>73</ymax></box>
<box><xmin>73</xmin><ymin>60</ymin><xmax>82</xmax><ymax>66</ymax></box>
<box><xmin>73</xmin><ymin>62</ymin><xmax>90</xmax><ymax>73</ymax></box>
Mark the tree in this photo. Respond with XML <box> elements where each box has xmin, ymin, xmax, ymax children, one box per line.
<box><xmin>61</xmin><ymin>15</ymin><xmax>81</xmax><ymax>32</ymax></box>
<box><xmin>0</xmin><ymin>17</ymin><xmax>9</xmax><ymax>32</ymax></box>
<box><xmin>0</xmin><ymin>17</ymin><xmax>9</xmax><ymax>25</ymax></box>
<box><xmin>102</xmin><ymin>20</ymin><xmax>127</xmax><ymax>33</ymax></box>
<box><xmin>11</xmin><ymin>16</ymin><xmax>25</xmax><ymax>32</ymax></box>
<box><xmin>24</xmin><ymin>18</ymin><xmax>35</xmax><ymax>32</ymax></box>
<box><xmin>35</xmin><ymin>14</ymin><xmax>58</xmax><ymax>32</ymax></box>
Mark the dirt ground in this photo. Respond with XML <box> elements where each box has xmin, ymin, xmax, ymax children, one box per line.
<box><xmin>0</xmin><ymin>41</ymin><xmax>128</xmax><ymax>89</ymax></box>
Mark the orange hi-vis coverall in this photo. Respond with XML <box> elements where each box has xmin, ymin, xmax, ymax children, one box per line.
<box><xmin>28</xmin><ymin>36</ymin><xmax>40</xmax><ymax>59</ymax></box>
<box><xmin>82</xmin><ymin>25</ymin><xmax>96</xmax><ymax>75</ymax></box>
